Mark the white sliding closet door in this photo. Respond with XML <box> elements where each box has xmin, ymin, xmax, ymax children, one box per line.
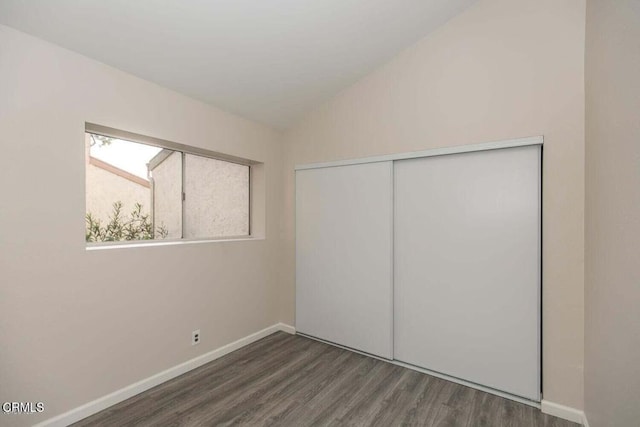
<box><xmin>394</xmin><ymin>145</ymin><xmax>541</xmax><ymax>401</ymax></box>
<box><xmin>296</xmin><ymin>162</ymin><xmax>393</xmax><ymax>359</ymax></box>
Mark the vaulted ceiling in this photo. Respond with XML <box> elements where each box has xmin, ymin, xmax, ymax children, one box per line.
<box><xmin>0</xmin><ymin>0</ymin><xmax>477</xmax><ymax>128</ymax></box>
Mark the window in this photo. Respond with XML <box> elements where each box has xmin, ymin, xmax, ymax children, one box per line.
<box><xmin>85</xmin><ymin>126</ymin><xmax>251</xmax><ymax>245</ymax></box>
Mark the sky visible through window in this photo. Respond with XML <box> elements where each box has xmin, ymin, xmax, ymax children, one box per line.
<box><xmin>90</xmin><ymin>137</ymin><xmax>162</xmax><ymax>179</ymax></box>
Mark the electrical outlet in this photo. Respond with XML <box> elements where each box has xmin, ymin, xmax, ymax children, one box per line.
<box><xmin>192</xmin><ymin>329</ymin><xmax>201</xmax><ymax>346</ymax></box>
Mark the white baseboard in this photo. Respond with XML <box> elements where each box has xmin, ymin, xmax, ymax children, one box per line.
<box><xmin>35</xmin><ymin>323</ymin><xmax>296</xmax><ymax>427</ymax></box>
<box><xmin>278</xmin><ymin>323</ymin><xmax>296</xmax><ymax>335</ymax></box>
<box><xmin>541</xmin><ymin>400</ymin><xmax>587</xmax><ymax>425</ymax></box>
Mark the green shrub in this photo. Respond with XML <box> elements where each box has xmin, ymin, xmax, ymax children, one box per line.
<box><xmin>86</xmin><ymin>201</ymin><xmax>168</xmax><ymax>242</ymax></box>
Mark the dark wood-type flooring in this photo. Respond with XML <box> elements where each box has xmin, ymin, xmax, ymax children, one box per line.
<box><xmin>73</xmin><ymin>332</ymin><xmax>579</xmax><ymax>427</ymax></box>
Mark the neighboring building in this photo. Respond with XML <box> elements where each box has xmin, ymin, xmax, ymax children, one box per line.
<box><xmin>148</xmin><ymin>150</ymin><xmax>182</xmax><ymax>239</ymax></box>
<box><xmin>85</xmin><ymin>155</ymin><xmax>150</xmax><ymax>225</ymax></box>
<box><xmin>149</xmin><ymin>150</ymin><xmax>249</xmax><ymax>239</ymax></box>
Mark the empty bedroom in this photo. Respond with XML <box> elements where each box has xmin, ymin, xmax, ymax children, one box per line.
<box><xmin>0</xmin><ymin>0</ymin><xmax>638</xmax><ymax>426</ymax></box>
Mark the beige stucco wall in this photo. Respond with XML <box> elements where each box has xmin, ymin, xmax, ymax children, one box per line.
<box><xmin>0</xmin><ymin>24</ymin><xmax>283</xmax><ymax>427</ymax></box>
<box><xmin>585</xmin><ymin>0</ymin><xmax>640</xmax><ymax>425</ymax></box>
<box><xmin>282</xmin><ymin>0</ymin><xmax>586</xmax><ymax>409</ymax></box>
<box><xmin>151</xmin><ymin>151</ymin><xmax>182</xmax><ymax>239</ymax></box>
<box><xmin>150</xmin><ymin>151</ymin><xmax>250</xmax><ymax>239</ymax></box>
<box><xmin>85</xmin><ymin>162</ymin><xmax>150</xmax><ymax>225</ymax></box>
<box><xmin>183</xmin><ymin>154</ymin><xmax>249</xmax><ymax>238</ymax></box>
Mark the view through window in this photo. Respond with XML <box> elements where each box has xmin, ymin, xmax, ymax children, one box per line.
<box><xmin>85</xmin><ymin>131</ymin><xmax>249</xmax><ymax>244</ymax></box>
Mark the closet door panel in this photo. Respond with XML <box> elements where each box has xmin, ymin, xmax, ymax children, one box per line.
<box><xmin>394</xmin><ymin>146</ymin><xmax>541</xmax><ymax>400</ymax></box>
<box><xmin>296</xmin><ymin>162</ymin><xmax>393</xmax><ymax>359</ymax></box>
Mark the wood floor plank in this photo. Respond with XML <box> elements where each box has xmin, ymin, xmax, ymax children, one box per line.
<box><xmin>241</xmin><ymin>343</ymin><xmax>348</xmax><ymax>425</ymax></box>
<box><xmin>302</xmin><ymin>356</ymin><xmax>383</xmax><ymax>425</ymax></box>
<box><xmin>332</xmin><ymin>364</ymin><xmax>406</xmax><ymax>427</ymax></box>
<box><xmin>432</xmin><ymin>381</ymin><xmax>476</xmax><ymax>427</ymax></box>
<box><xmin>73</xmin><ymin>332</ymin><xmax>580</xmax><ymax>427</ymax></box>
<box><xmin>409</xmin><ymin>376</ymin><xmax>460</xmax><ymax>426</ymax></box>
<box><xmin>158</xmin><ymin>336</ymin><xmax>318</xmax><ymax>426</ymax></box>
<box><xmin>499</xmin><ymin>396</ymin><xmax>529</xmax><ymax>427</ymax></box>
<box><xmin>186</xmin><ymin>340</ymin><xmax>333</xmax><ymax>425</ymax></box>
<box><xmin>225</xmin><ymin>344</ymin><xmax>341</xmax><ymax>425</ymax></box>
<box><xmin>302</xmin><ymin>361</ymin><xmax>396</xmax><ymax>426</ymax></box>
<box><xmin>215</xmin><ymin>340</ymin><xmax>361</xmax><ymax>426</ymax></box>
<box><xmin>465</xmin><ymin>389</ymin><xmax>502</xmax><ymax>427</ymax></box>
<box><xmin>268</xmin><ymin>350</ymin><xmax>374</xmax><ymax>425</ymax></box>
<box><xmin>364</xmin><ymin>369</ymin><xmax>426</xmax><ymax>427</ymax></box>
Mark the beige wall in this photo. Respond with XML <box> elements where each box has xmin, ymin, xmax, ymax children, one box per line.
<box><xmin>282</xmin><ymin>0</ymin><xmax>586</xmax><ymax>409</ymax></box>
<box><xmin>0</xmin><ymin>24</ymin><xmax>283</xmax><ymax>427</ymax></box>
<box><xmin>86</xmin><ymin>162</ymin><xmax>150</xmax><ymax>226</ymax></box>
<box><xmin>585</xmin><ymin>0</ymin><xmax>640</xmax><ymax>425</ymax></box>
<box><xmin>151</xmin><ymin>151</ymin><xmax>183</xmax><ymax>239</ymax></box>
<box><xmin>151</xmin><ymin>151</ymin><xmax>251</xmax><ymax>240</ymax></box>
<box><xmin>183</xmin><ymin>154</ymin><xmax>249</xmax><ymax>238</ymax></box>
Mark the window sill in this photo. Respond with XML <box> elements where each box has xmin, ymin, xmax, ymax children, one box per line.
<box><xmin>86</xmin><ymin>236</ymin><xmax>263</xmax><ymax>251</ymax></box>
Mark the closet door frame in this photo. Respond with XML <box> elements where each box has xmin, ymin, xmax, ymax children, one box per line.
<box><xmin>295</xmin><ymin>135</ymin><xmax>543</xmax><ymax>405</ymax></box>
<box><xmin>295</xmin><ymin>137</ymin><xmax>542</xmax><ymax>171</ymax></box>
